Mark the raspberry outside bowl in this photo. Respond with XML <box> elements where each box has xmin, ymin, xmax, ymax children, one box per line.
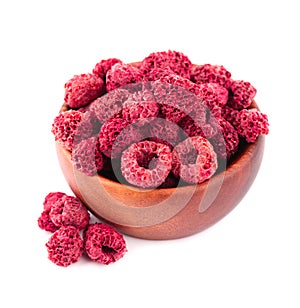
<box><xmin>55</xmin><ymin>101</ymin><xmax>265</xmax><ymax>240</ymax></box>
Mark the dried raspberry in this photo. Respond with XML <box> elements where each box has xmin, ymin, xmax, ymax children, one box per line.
<box><xmin>90</xmin><ymin>88</ymin><xmax>130</xmax><ymax>124</ymax></box>
<box><xmin>43</xmin><ymin>192</ymin><xmax>67</xmax><ymax>211</ymax></box>
<box><xmin>140</xmin><ymin>50</ymin><xmax>192</xmax><ymax>79</ymax></box>
<box><xmin>209</xmin><ymin>117</ymin><xmax>240</xmax><ymax>159</ymax></box>
<box><xmin>38</xmin><ymin>210</ymin><xmax>60</xmax><ymax>233</ymax></box>
<box><xmin>106</xmin><ymin>63</ymin><xmax>143</xmax><ymax>92</ymax></box>
<box><xmin>178</xmin><ymin>116</ymin><xmax>204</xmax><ymax>138</ymax></box>
<box><xmin>172</xmin><ymin>136</ymin><xmax>218</xmax><ymax>184</ymax></box>
<box><xmin>125</xmin><ymin>86</ymin><xmax>155</xmax><ymax>102</ymax></box>
<box><xmin>144</xmin><ymin>67</ymin><xmax>174</xmax><ymax>81</ymax></box>
<box><xmin>64</xmin><ymin>73</ymin><xmax>105</xmax><ymax>108</ymax></box>
<box><xmin>52</xmin><ymin>110</ymin><xmax>92</xmax><ymax>151</ymax></box>
<box><xmin>226</xmin><ymin>80</ymin><xmax>257</xmax><ymax>110</ymax></box>
<box><xmin>196</xmin><ymin>83</ymin><xmax>228</xmax><ymax>117</ymax></box>
<box><xmin>84</xmin><ymin>223</ymin><xmax>127</xmax><ymax>265</ymax></box>
<box><xmin>93</xmin><ymin>58</ymin><xmax>123</xmax><ymax>79</ymax></box>
<box><xmin>221</xmin><ymin>105</ymin><xmax>239</xmax><ymax>127</ymax></box>
<box><xmin>191</xmin><ymin>64</ymin><xmax>231</xmax><ymax>86</ymax></box>
<box><xmin>148</xmin><ymin>118</ymin><xmax>182</xmax><ymax>147</ymax></box>
<box><xmin>49</xmin><ymin>195</ymin><xmax>90</xmax><ymax>230</ymax></box>
<box><xmin>122</xmin><ymin>100</ymin><xmax>159</xmax><ymax>126</ymax></box>
<box><xmin>46</xmin><ymin>226</ymin><xmax>83</xmax><ymax>267</ymax></box>
<box><xmin>157</xmin><ymin>73</ymin><xmax>198</xmax><ymax>94</ymax></box>
<box><xmin>72</xmin><ymin>136</ymin><xmax>104</xmax><ymax>176</ymax></box>
<box><xmin>121</xmin><ymin>141</ymin><xmax>172</xmax><ymax>188</ymax></box>
<box><xmin>235</xmin><ymin>108</ymin><xmax>269</xmax><ymax>143</ymax></box>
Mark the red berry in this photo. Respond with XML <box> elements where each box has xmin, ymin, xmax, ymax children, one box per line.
<box><xmin>38</xmin><ymin>210</ymin><xmax>60</xmax><ymax>233</ymax></box>
<box><xmin>84</xmin><ymin>223</ymin><xmax>127</xmax><ymax>265</ymax></box>
<box><xmin>46</xmin><ymin>226</ymin><xmax>83</xmax><ymax>267</ymax></box>
<box><xmin>43</xmin><ymin>192</ymin><xmax>67</xmax><ymax>211</ymax></box>
<box><xmin>121</xmin><ymin>140</ymin><xmax>172</xmax><ymax>188</ymax></box>
<box><xmin>93</xmin><ymin>58</ymin><xmax>123</xmax><ymax>79</ymax></box>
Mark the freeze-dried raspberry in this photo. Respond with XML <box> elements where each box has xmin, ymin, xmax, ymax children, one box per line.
<box><xmin>191</xmin><ymin>64</ymin><xmax>231</xmax><ymax>86</ymax></box>
<box><xmin>84</xmin><ymin>223</ymin><xmax>127</xmax><ymax>265</ymax></box>
<box><xmin>72</xmin><ymin>136</ymin><xmax>104</xmax><ymax>176</ymax></box>
<box><xmin>196</xmin><ymin>83</ymin><xmax>228</xmax><ymax>117</ymax></box>
<box><xmin>148</xmin><ymin>118</ymin><xmax>182</xmax><ymax>147</ymax></box>
<box><xmin>106</xmin><ymin>63</ymin><xmax>143</xmax><ymax>92</ymax></box>
<box><xmin>209</xmin><ymin>117</ymin><xmax>240</xmax><ymax>159</ymax></box>
<box><xmin>172</xmin><ymin>136</ymin><xmax>218</xmax><ymax>184</ymax></box>
<box><xmin>235</xmin><ymin>108</ymin><xmax>269</xmax><ymax>143</ymax></box>
<box><xmin>46</xmin><ymin>226</ymin><xmax>83</xmax><ymax>267</ymax></box>
<box><xmin>160</xmin><ymin>104</ymin><xmax>187</xmax><ymax>124</ymax></box>
<box><xmin>122</xmin><ymin>100</ymin><xmax>159</xmax><ymax>126</ymax></box>
<box><xmin>49</xmin><ymin>195</ymin><xmax>90</xmax><ymax>230</ymax></box>
<box><xmin>178</xmin><ymin>116</ymin><xmax>204</xmax><ymax>138</ymax></box>
<box><xmin>38</xmin><ymin>210</ymin><xmax>60</xmax><ymax>233</ymax></box>
<box><xmin>93</xmin><ymin>58</ymin><xmax>123</xmax><ymax>79</ymax></box>
<box><xmin>121</xmin><ymin>141</ymin><xmax>172</xmax><ymax>188</ymax></box>
<box><xmin>43</xmin><ymin>192</ymin><xmax>67</xmax><ymax>211</ymax></box>
<box><xmin>125</xmin><ymin>86</ymin><xmax>155</xmax><ymax>102</ymax></box>
<box><xmin>157</xmin><ymin>73</ymin><xmax>198</xmax><ymax>94</ymax></box>
<box><xmin>64</xmin><ymin>73</ymin><xmax>105</xmax><ymax>108</ymax></box>
<box><xmin>221</xmin><ymin>105</ymin><xmax>239</xmax><ymax>127</ymax></box>
<box><xmin>90</xmin><ymin>88</ymin><xmax>130</xmax><ymax>124</ymax></box>
<box><xmin>140</xmin><ymin>50</ymin><xmax>192</xmax><ymax>79</ymax></box>
<box><xmin>52</xmin><ymin>110</ymin><xmax>92</xmax><ymax>151</ymax></box>
<box><xmin>226</xmin><ymin>80</ymin><xmax>257</xmax><ymax>110</ymax></box>
<box><xmin>144</xmin><ymin>67</ymin><xmax>174</xmax><ymax>81</ymax></box>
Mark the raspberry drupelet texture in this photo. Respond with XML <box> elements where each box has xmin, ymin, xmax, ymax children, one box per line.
<box><xmin>209</xmin><ymin>117</ymin><xmax>240</xmax><ymax>160</ymax></box>
<box><xmin>140</xmin><ymin>50</ymin><xmax>192</xmax><ymax>79</ymax></box>
<box><xmin>51</xmin><ymin>110</ymin><xmax>92</xmax><ymax>152</ymax></box>
<box><xmin>191</xmin><ymin>64</ymin><xmax>231</xmax><ymax>86</ymax></box>
<box><xmin>172</xmin><ymin>136</ymin><xmax>218</xmax><ymax>184</ymax></box>
<box><xmin>221</xmin><ymin>105</ymin><xmax>239</xmax><ymax>127</ymax></box>
<box><xmin>178</xmin><ymin>116</ymin><xmax>204</xmax><ymax>138</ymax></box>
<box><xmin>71</xmin><ymin>136</ymin><xmax>104</xmax><ymax>176</ymax></box>
<box><xmin>49</xmin><ymin>195</ymin><xmax>90</xmax><ymax>230</ymax></box>
<box><xmin>90</xmin><ymin>88</ymin><xmax>130</xmax><ymax>124</ymax></box>
<box><xmin>234</xmin><ymin>108</ymin><xmax>269</xmax><ymax>143</ymax></box>
<box><xmin>43</xmin><ymin>192</ymin><xmax>67</xmax><ymax>212</ymax></box>
<box><xmin>84</xmin><ymin>223</ymin><xmax>127</xmax><ymax>265</ymax></box>
<box><xmin>226</xmin><ymin>80</ymin><xmax>257</xmax><ymax>110</ymax></box>
<box><xmin>144</xmin><ymin>67</ymin><xmax>174</xmax><ymax>81</ymax></box>
<box><xmin>93</xmin><ymin>58</ymin><xmax>123</xmax><ymax>80</ymax></box>
<box><xmin>64</xmin><ymin>73</ymin><xmax>105</xmax><ymax>108</ymax></box>
<box><xmin>106</xmin><ymin>63</ymin><xmax>143</xmax><ymax>92</ymax></box>
<box><xmin>121</xmin><ymin>140</ymin><xmax>172</xmax><ymax>188</ymax></box>
<box><xmin>38</xmin><ymin>210</ymin><xmax>60</xmax><ymax>233</ymax></box>
<box><xmin>46</xmin><ymin>226</ymin><xmax>83</xmax><ymax>267</ymax></box>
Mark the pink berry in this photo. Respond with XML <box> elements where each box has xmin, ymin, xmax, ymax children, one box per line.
<box><xmin>93</xmin><ymin>58</ymin><xmax>123</xmax><ymax>79</ymax></box>
<box><xmin>121</xmin><ymin>140</ymin><xmax>172</xmax><ymax>188</ymax></box>
<box><xmin>140</xmin><ymin>50</ymin><xmax>192</xmax><ymax>79</ymax></box>
<box><xmin>43</xmin><ymin>192</ymin><xmax>67</xmax><ymax>211</ymax></box>
<box><xmin>52</xmin><ymin>110</ymin><xmax>92</xmax><ymax>151</ymax></box>
<box><xmin>221</xmin><ymin>105</ymin><xmax>239</xmax><ymax>127</ymax></box>
<box><xmin>71</xmin><ymin>136</ymin><xmax>104</xmax><ymax>176</ymax></box>
<box><xmin>191</xmin><ymin>64</ymin><xmax>231</xmax><ymax>86</ymax></box>
<box><xmin>172</xmin><ymin>136</ymin><xmax>218</xmax><ymax>184</ymax></box>
<box><xmin>84</xmin><ymin>223</ymin><xmax>127</xmax><ymax>265</ymax></box>
<box><xmin>64</xmin><ymin>73</ymin><xmax>105</xmax><ymax>108</ymax></box>
<box><xmin>179</xmin><ymin>116</ymin><xmax>204</xmax><ymax>138</ymax></box>
<box><xmin>235</xmin><ymin>108</ymin><xmax>269</xmax><ymax>143</ymax></box>
<box><xmin>144</xmin><ymin>67</ymin><xmax>174</xmax><ymax>81</ymax></box>
<box><xmin>226</xmin><ymin>80</ymin><xmax>257</xmax><ymax>110</ymax></box>
<box><xmin>46</xmin><ymin>226</ymin><xmax>83</xmax><ymax>267</ymax></box>
<box><xmin>106</xmin><ymin>63</ymin><xmax>143</xmax><ymax>92</ymax></box>
<box><xmin>38</xmin><ymin>210</ymin><xmax>60</xmax><ymax>233</ymax></box>
<box><xmin>49</xmin><ymin>195</ymin><xmax>90</xmax><ymax>230</ymax></box>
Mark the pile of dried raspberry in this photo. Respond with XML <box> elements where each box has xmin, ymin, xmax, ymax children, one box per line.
<box><xmin>52</xmin><ymin>50</ymin><xmax>269</xmax><ymax>189</ymax></box>
<box><xmin>38</xmin><ymin>192</ymin><xmax>127</xmax><ymax>266</ymax></box>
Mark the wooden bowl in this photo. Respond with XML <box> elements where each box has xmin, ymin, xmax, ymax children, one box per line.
<box><xmin>55</xmin><ymin>102</ymin><xmax>265</xmax><ymax>240</ymax></box>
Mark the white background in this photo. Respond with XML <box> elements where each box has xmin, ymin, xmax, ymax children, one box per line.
<box><xmin>1</xmin><ymin>0</ymin><xmax>299</xmax><ymax>307</ymax></box>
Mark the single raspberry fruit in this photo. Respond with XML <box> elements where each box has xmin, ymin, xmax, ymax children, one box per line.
<box><xmin>49</xmin><ymin>195</ymin><xmax>90</xmax><ymax>230</ymax></box>
<box><xmin>93</xmin><ymin>58</ymin><xmax>123</xmax><ymax>80</ymax></box>
<box><xmin>46</xmin><ymin>226</ymin><xmax>83</xmax><ymax>267</ymax></box>
<box><xmin>234</xmin><ymin>108</ymin><xmax>269</xmax><ymax>143</ymax></box>
<box><xmin>221</xmin><ymin>105</ymin><xmax>239</xmax><ymax>127</ymax></box>
<box><xmin>38</xmin><ymin>210</ymin><xmax>60</xmax><ymax>233</ymax></box>
<box><xmin>84</xmin><ymin>223</ymin><xmax>127</xmax><ymax>265</ymax></box>
<box><xmin>172</xmin><ymin>136</ymin><xmax>218</xmax><ymax>184</ymax></box>
<box><xmin>191</xmin><ymin>64</ymin><xmax>231</xmax><ymax>86</ymax></box>
<box><xmin>71</xmin><ymin>136</ymin><xmax>104</xmax><ymax>176</ymax></box>
<box><xmin>209</xmin><ymin>117</ymin><xmax>240</xmax><ymax>160</ymax></box>
<box><xmin>157</xmin><ymin>73</ymin><xmax>198</xmax><ymax>94</ymax></box>
<box><xmin>226</xmin><ymin>80</ymin><xmax>257</xmax><ymax>110</ymax></box>
<box><xmin>43</xmin><ymin>192</ymin><xmax>67</xmax><ymax>211</ymax></box>
<box><xmin>121</xmin><ymin>140</ymin><xmax>172</xmax><ymax>188</ymax></box>
<box><xmin>106</xmin><ymin>63</ymin><xmax>143</xmax><ymax>92</ymax></box>
<box><xmin>90</xmin><ymin>88</ymin><xmax>130</xmax><ymax>124</ymax></box>
<box><xmin>64</xmin><ymin>73</ymin><xmax>105</xmax><ymax>108</ymax></box>
<box><xmin>52</xmin><ymin>110</ymin><xmax>92</xmax><ymax>151</ymax></box>
<box><xmin>140</xmin><ymin>50</ymin><xmax>192</xmax><ymax>79</ymax></box>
